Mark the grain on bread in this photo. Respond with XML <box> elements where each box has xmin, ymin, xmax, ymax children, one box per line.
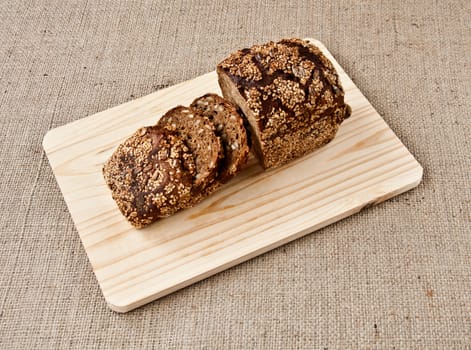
<box><xmin>217</xmin><ymin>38</ymin><xmax>351</xmax><ymax>169</ymax></box>
<box><xmin>103</xmin><ymin>126</ymin><xmax>196</xmax><ymax>228</ymax></box>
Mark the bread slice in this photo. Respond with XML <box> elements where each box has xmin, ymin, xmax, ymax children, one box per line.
<box><xmin>103</xmin><ymin>126</ymin><xmax>196</xmax><ymax>228</ymax></box>
<box><xmin>191</xmin><ymin>93</ymin><xmax>249</xmax><ymax>183</ymax></box>
<box><xmin>217</xmin><ymin>38</ymin><xmax>351</xmax><ymax>169</ymax></box>
<box><xmin>158</xmin><ymin>106</ymin><xmax>222</xmax><ymax>191</ymax></box>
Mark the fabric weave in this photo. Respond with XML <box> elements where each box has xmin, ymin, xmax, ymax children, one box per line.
<box><xmin>0</xmin><ymin>0</ymin><xmax>469</xmax><ymax>348</ymax></box>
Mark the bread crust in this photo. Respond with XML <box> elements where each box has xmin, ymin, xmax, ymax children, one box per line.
<box><xmin>103</xmin><ymin>126</ymin><xmax>196</xmax><ymax>228</ymax></box>
<box><xmin>217</xmin><ymin>38</ymin><xmax>351</xmax><ymax>168</ymax></box>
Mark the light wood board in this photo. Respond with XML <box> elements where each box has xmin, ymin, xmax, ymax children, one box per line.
<box><xmin>43</xmin><ymin>39</ymin><xmax>423</xmax><ymax>313</ymax></box>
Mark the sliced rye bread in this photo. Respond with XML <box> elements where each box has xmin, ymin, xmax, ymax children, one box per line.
<box><xmin>190</xmin><ymin>93</ymin><xmax>250</xmax><ymax>184</ymax></box>
<box><xmin>157</xmin><ymin>106</ymin><xmax>223</xmax><ymax>193</ymax></box>
<box><xmin>103</xmin><ymin>126</ymin><xmax>196</xmax><ymax>228</ymax></box>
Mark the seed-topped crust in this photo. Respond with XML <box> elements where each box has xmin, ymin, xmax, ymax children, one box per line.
<box><xmin>158</xmin><ymin>106</ymin><xmax>223</xmax><ymax>191</ymax></box>
<box><xmin>217</xmin><ymin>38</ymin><xmax>351</xmax><ymax>168</ymax></box>
<box><xmin>191</xmin><ymin>93</ymin><xmax>249</xmax><ymax>184</ymax></box>
<box><xmin>103</xmin><ymin>126</ymin><xmax>196</xmax><ymax>228</ymax></box>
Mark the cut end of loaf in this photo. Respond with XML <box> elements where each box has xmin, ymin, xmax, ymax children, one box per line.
<box><xmin>217</xmin><ymin>69</ymin><xmax>267</xmax><ymax>168</ymax></box>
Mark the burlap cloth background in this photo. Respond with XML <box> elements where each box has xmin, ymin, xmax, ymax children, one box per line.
<box><xmin>1</xmin><ymin>0</ymin><xmax>469</xmax><ymax>348</ymax></box>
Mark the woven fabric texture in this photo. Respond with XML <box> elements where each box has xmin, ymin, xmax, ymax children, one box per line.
<box><xmin>1</xmin><ymin>0</ymin><xmax>470</xmax><ymax>348</ymax></box>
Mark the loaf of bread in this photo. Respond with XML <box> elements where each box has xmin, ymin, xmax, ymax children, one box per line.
<box><xmin>104</xmin><ymin>38</ymin><xmax>351</xmax><ymax>227</ymax></box>
<box><xmin>217</xmin><ymin>38</ymin><xmax>351</xmax><ymax>169</ymax></box>
<box><xmin>103</xmin><ymin>94</ymin><xmax>249</xmax><ymax>228</ymax></box>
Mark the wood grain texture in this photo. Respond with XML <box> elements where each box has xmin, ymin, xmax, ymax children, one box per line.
<box><xmin>43</xmin><ymin>39</ymin><xmax>423</xmax><ymax>313</ymax></box>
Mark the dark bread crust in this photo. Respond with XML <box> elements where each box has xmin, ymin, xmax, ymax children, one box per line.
<box><xmin>190</xmin><ymin>93</ymin><xmax>249</xmax><ymax>184</ymax></box>
<box><xmin>158</xmin><ymin>106</ymin><xmax>223</xmax><ymax>191</ymax></box>
<box><xmin>103</xmin><ymin>126</ymin><xmax>196</xmax><ymax>228</ymax></box>
<box><xmin>217</xmin><ymin>38</ymin><xmax>351</xmax><ymax>169</ymax></box>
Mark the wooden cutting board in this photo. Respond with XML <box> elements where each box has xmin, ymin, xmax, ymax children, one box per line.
<box><xmin>43</xmin><ymin>39</ymin><xmax>423</xmax><ymax>312</ymax></box>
